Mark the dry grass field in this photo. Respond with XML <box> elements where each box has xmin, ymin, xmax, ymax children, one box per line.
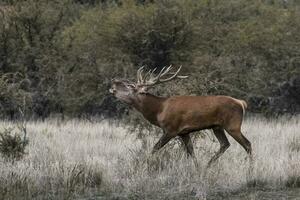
<box><xmin>0</xmin><ymin>116</ymin><xmax>300</xmax><ymax>199</ymax></box>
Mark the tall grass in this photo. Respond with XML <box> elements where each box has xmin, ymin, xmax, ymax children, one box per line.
<box><xmin>0</xmin><ymin>116</ymin><xmax>299</xmax><ymax>199</ymax></box>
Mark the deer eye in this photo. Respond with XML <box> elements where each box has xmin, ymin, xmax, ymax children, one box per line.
<box><xmin>126</xmin><ymin>84</ymin><xmax>136</xmax><ymax>89</ymax></box>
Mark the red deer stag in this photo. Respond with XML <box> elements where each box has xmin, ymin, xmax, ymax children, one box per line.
<box><xmin>109</xmin><ymin>66</ymin><xmax>252</xmax><ymax>167</ymax></box>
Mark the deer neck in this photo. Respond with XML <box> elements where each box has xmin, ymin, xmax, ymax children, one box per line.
<box><xmin>132</xmin><ymin>93</ymin><xmax>165</xmax><ymax>125</ymax></box>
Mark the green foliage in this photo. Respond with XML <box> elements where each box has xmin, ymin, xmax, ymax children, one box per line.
<box><xmin>0</xmin><ymin>0</ymin><xmax>81</xmax><ymax>118</ymax></box>
<box><xmin>0</xmin><ymin>0</ymin><xmax>300</xmax><ymax>117</ymax></box>
<box><xmin>0</xmin><ymin>73</ymin><xmax>31</xmax><ymax>118</ymax></box>
<box><xmin>0</xmin><ymin>128</ymin><xmax>28</xmax><ymax>160</ymax></box>
<box><xmin>113</xmin><ymin>0</ymin><xmax>196</xmax><ymax>68</ymax></box>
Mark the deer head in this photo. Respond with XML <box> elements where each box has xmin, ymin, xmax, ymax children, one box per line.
<box><xmin>109</xmin><ymin>65</ymin><xmax>188</xmax><ymax>104</ymax></box>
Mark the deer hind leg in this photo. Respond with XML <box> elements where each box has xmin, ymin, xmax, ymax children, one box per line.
<box><xmin>224</xmin><ymin>113</ymin><xmax>252</xmax><ymax>157</ymax></box>
<box><xmin>180</xmin><ymin>134</ymin><xmax>199</xmax><ymax>168</ymax></box>
<box><xmin>225</xmin><ymin>127</ymin><xmax>253</xmax><ymax>179</ymax></box>
<box><xmin>207</xmin><ymin>127</ymin><xmax>230</xmax><ymax>168</ymax></box>
<box><xmin>151</xmin><ymin>133</ymin><xmax>174</xmax><ymax>154</ymax></box>
<box><xmin>225</xmin><ymin>129</ymin><xmax>252</xmax><ymax>157</ymax></box>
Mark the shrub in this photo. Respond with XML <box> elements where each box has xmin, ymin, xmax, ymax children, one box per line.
<box><xmin>0</xmin><ymin>128</ymin><xmax>28</xmax><ymax>160</ymax></box>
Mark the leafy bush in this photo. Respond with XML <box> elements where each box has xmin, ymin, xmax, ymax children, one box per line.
<box><xmin>1</xmin><ymin>0</ymin><xmax>300</xmax><ymax>117</ymax></box>
<box><xmin>0</xmin><ymin>128</ymin><xmax>28</xmax><ymax>160</ymax></box>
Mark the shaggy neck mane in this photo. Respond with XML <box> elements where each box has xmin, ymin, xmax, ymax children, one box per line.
<box><xmin>131</xmin><ymin>93</ymin><xmax>166</xmax><ymax>125</ymax></box>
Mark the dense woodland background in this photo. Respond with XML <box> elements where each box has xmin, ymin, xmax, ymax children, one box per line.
<box><xmin>0</xmin><ymin>0</ymin><xmax>299</xmax><ymax>120</ymax></box>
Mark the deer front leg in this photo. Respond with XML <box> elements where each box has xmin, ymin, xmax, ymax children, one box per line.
<box><xmin>207</xmin><ymin>127</ymin><xmax>230</xmax><ymax>168</ymax></box>
<box><xmin>180</xmin><ymin>134</ymin><xmax>199</xmax><ymax>168</ymax></box>
<box><xmin>151</xmin><ymin>133</ymin><xmax>174</xmax><ymax>154</ymax></box>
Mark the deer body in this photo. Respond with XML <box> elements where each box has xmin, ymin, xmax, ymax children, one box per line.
<box><xmin>110</xmin><ymin>66</ymin><xmax>252</xmax><ymax>167</ymax></box>
<box><xmin>159</xmin><ymin>95</ymin><xmax>246</xmax><ymax>134</ymax></box>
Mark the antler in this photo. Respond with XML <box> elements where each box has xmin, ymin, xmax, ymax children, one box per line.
<box><xmin>136</xmin><ymin>65</ymin><xmax>188</xmax><ymax>87</ymax></box>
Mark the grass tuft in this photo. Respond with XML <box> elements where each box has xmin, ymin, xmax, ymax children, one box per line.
<box><xmin>0</xmin><ymin>128</ymin><xmax>28</xmax><ymax>161</ymax></box>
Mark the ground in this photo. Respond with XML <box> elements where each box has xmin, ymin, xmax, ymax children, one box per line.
<box><xmin>0</xmin><ymin>116</ymin><xmax>299</xmax><ymax>199</ymax></box>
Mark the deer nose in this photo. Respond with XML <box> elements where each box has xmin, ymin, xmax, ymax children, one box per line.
<box><xmin>109</xmin><ymin>88</ymin><xmax>115</xmax><ymax>94</ymax></box>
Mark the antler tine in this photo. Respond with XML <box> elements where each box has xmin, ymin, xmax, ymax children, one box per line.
<box><xmin>143</xmin><ymin>67</ymin><xmax>157</xmax><ymax>84</ymax></box>
<box><xmin>137</xmin><ymin>66</ymin><xmax>145</xmax><ymax>84</ymax></box>
<box><xmin>137</xmin><ymin>67</ymin><xmax>141</xmax><ymax>83</ymax></box>
<box><xmin>143</xmin><ymin>68</ymin><xmax>152</xmax><ymax>82</ymax></box>
<box><xmin>176</xmin><ymin>65</ymin><xmax>188</xmax><ymax>78</ymax></box>
<box><xmin>160</xmin><ymin>65</ymin><xmax>173</xmax><ymax>77</ymax></box>
<box><xmin>152</xmin><ymin>66</ymin><xmax>167</xmax><ymax>82</ymax></box>
<box><xmin>159</xmin><ymin>65</ymin><xmax>188</xmax><ymax>82</ymax></box>
<box><xmin>150</xmin><ymin>67</ymin><xmax>157</xmax><ymax>78</ymax></box>
<box><xmin>140</xmin><ymin>68</ymin><xmax>144</xmax><ymax>83</ymax></box>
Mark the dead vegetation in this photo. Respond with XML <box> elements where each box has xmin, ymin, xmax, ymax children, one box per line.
<box><xmin>0</xmin><ymin>116</ymin><xmax>299</xmax><ymax>199</ymax></box>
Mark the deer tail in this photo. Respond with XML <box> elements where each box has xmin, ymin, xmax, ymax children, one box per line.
<box><xmin>239</xmin><ymin>100</ymin><xmax>247</xmax><ymax>115</ymax></box>
<box><xmin>233</xmin><ymin>98</ymin><xmax>247</xmax><ymax>115</ymax></box>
